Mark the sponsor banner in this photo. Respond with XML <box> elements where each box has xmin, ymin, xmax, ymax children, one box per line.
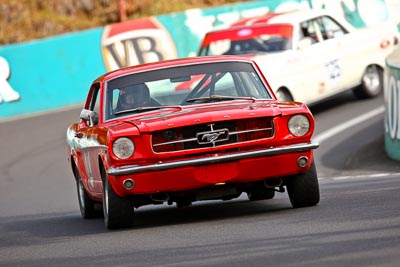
<box><xmin>384</xmin><ymin>49</ymin><xmax>400</xmax><ymax>161</ymax></box>
<box><xmin>101</xmin><ymin>17</ymin><xmax>178</xmax><ymax>71</ymax></box>
<box><xmin>0</xmin><ymin>0</ymin><xmax>394</xmax><ymax>119</ymax></box>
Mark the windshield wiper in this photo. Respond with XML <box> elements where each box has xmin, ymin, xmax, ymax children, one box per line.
<box><xmin>186</xmin><ymin>95</ymin><xmax>257</xmax><ymax>103</ymax></box>
<box><xmin>114</xmin><ymin>106</ymin><xmax>182</xmax><ymax>116</ymax></box>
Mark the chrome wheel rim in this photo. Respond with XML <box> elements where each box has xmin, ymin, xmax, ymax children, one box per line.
<box><xmin>78</xmin><ymin>180</ymin><xmax>85</xmax><ymax>211</ymax></box>
<box><xmin>104</xmin><ymin>182</ymin><xmax>109</xmax><ymax>218</ymax></box>
<box><xmin>363</xmin><ymin>66</ymin><xmax>381</xmax><ymax>94</ymax></box>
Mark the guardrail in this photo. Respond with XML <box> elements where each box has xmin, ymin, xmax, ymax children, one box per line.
<box><xmin>385</xmin><ymin>48</ymin><xmax>400</xmax><ymax>161</ymax></box>
<box><xmin>0</xmin><ymin>0</ymin><xmax>395</xmax><ymax>120</ymax></box>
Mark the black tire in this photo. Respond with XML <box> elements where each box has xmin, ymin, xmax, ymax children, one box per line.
<box><xmin>247</xmin><ymin>187</ymin><xmax>275</xmax><ymax>201</ymax></box>
<box><xmin>101</xmin><ymin>167</ymin><xmax>134</xmax><ymax>229</ymax></box>
<box><xmin>353</xmin><ymin>65</ymin><xmax>383</xmax><ymax>99</ymax></box>
<box><xmin>285</xmin><ymin>161</ymin><xmax>320</xmax><ymax>208</ymax></box>
<box><xmin>75</xmin><ymin>168</ymin><xmax>97</xmax><ymax>219</ymax></box>
<box><xmin>276</xmin><ymin>88</ymin><xmax>293</xmax><ymax>101</ymax></box>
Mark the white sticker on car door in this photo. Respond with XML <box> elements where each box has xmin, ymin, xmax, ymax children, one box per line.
<box><xmin>325</xmin><ymin>58</ymin><xmax>341</xmax><ymax>86</ymax></box>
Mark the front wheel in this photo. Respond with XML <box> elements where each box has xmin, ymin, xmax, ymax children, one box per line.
<box><xmin>353</xmin><ymin>65</ymin><xmax>383</xmax><ymax>99</ymax></box>
<box><xmin>285</xmin><ymin>161</ymin><xmax>320</xmax><ymax>208</ymax></box>
<box><xmin>102</xmin><ymin>167</ymin><xmax>134</xmax><ymax>229</ymax></box>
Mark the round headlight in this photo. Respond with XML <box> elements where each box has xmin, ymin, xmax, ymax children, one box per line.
<box><xmin>288</xmin><ymin>115</ymin><xmax>310</xmax><ymax>136</ymax></box>
<box><xmin>112</xmin><ymin>137</ymin><xmax>134</xmax><ymax>159</ymax></box>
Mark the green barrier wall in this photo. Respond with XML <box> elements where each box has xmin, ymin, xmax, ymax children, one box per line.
<box><xmin>385</xmin><ymin>49</ymin><xmax>400</xmax><ymax>161</ymax></box>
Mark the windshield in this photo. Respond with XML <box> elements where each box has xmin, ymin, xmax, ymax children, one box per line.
<box><xmin>104</xmin><ymin>61</ymin><xmax>272</xmax><ymax>121</ymax></box>
<box><xmin>198</xmin><ymin>24</ymin><xmax>293</xmax><ymax>56</ymax></box>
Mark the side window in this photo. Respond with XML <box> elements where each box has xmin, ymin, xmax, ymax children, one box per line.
<box><xmin>299</xmin><ymin>20</ymin><xmax>319</xmax><ymax>44</ymax></box>
<box><xmin>81</xmin><ymin>83</ymin><xmax>101</xmax><ymax>126</ymax></box>
<box><xmin>317</xmin><ymin>16</ymin><xmax>348</xmax><ymax>40</ymax></box>
<box><xmin>88</xmin><ymin>83</ymin><xmax>100</xmax><ymax>113</ymax></box>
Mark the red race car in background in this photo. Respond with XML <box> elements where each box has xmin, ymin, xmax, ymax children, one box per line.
<box><xmin>66</xmin><ymin>56</ymin><xmax>320</xmax><ymax>229</ymax></box>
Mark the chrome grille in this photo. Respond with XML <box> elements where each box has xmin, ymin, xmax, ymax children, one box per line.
<box><xmin>152</xmin><ymin>117</ymin><xmax>274</xmax><ymax>153</ymax></box>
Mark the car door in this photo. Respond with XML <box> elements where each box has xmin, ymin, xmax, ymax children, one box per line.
<box><xmin>253</xmin><ymin>20</ymin><xmax>326</xmax><ymax>103</ymax></box>
<box><xmin>286</xmin><ymin>17</ymin><xmax>331</xmax><ymax>103</ymax></box>
<box><xmin>314</xmin><ymin>15</ymin><xmax>354</xmax><ymax>95</ymax></box>
<box><xmin>74</xmin><ymin>83</ymin><xmax>104</xmax><ymax>195</ymax></box>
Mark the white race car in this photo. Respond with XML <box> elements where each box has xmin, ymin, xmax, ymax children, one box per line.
<box><xmin>198</xmin><ymin>10</ymin><xmax>399</xmax><ymax>104</ymax></box>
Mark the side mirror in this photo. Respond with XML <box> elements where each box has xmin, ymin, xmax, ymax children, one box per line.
<box><xmin>80</xmin><ymin>109</ymin><xmax>99</xmax><ymax>126</ymax></box>
<box><xmin>297</xmin><ymin>37</ymin><xmax>313</xmax><ymax>50</ymax></box>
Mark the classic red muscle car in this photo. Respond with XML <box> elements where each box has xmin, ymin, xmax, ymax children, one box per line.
<box><xmin>66</xmin><ymin>56</ymin><xmax>320</xmax><ymax>229</ymax></box>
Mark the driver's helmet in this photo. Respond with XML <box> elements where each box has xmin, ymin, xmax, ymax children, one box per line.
<box><xmin>117</xmin><ymin>83</ymin><xmax>150</xmax><ymax>110</ymax></box>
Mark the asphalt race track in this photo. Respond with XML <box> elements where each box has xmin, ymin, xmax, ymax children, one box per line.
<box><xmin>1</xmin><ymin>91</ymin><xmax>400</xmax><ymax>266</ymax></box>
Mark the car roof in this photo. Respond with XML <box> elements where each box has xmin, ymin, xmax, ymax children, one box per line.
<box><xmin>201</xmin><ymin>23</ymin><xmax>293</xmax><ymax>46</ymax></box>
<box><xmin>94</xmin><ymin>56</ymin><xmax>256</xmax><ymax>82</ymax></box>
<box><xmin>232</xmin><ymin>9</ymin><xmax>330</xmax><ymax>26</ymax></box>
<box><xmin>203</xmin><ymin>9</ymin><xmax>355</xmax><ymax>40</ymax></box>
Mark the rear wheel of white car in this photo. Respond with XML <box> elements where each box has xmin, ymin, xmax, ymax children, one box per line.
<box><xmin>285</xmin><ymin>161</ymin><xmax>320</xmax><ymax>208</ymax></box>
<box><xmin>75</xmin><ymin>168</ymin><xmax>97</xmax><ymax>219</ymax></box>
<box><xmin>276</xmin><ymin>88</ymin><xmax>293</xmax><ymax>101</ymax></box>
<box><xmin>353</xmin><ymin>65</ymin><xmax>383</xmax><ymax>99</ymax></box>
<box><xmin>102</xmin><ymin>168</ymin><xmax>134</xmax><ymax>230</ymax></box>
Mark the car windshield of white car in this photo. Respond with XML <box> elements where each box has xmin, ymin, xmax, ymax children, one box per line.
<box><xmin>104</xmin><ymin>61</ymin><xmax>272</xmax><ymax>121</ymax></box>
<box><xmin>199</xmin><ymin>24</ymin><xmax>293</xmax><ymax>56</ymax></box>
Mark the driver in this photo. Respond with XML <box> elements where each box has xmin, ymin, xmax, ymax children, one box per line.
<box><xmin>117</xmin><ymin>83</ymin><xmax>150</xmax><ymax>111</ymax></box>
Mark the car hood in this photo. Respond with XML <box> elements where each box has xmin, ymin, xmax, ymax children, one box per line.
<box><xmin>235</xmin><ymin>51</ymin><xmax>294</xmax><ymax>77</ymax></box>
<box><xmin>116</xmin><ymin>101</ymin><xmax>298</xmax><ymax>133</ymax></box>
<box><xmin>253</xmin><ymin>52</ymin><xmax>293</xmax><ymax>69</ymax></box>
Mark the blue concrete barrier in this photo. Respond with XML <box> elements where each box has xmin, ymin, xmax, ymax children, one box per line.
<box><xmin>0</xmin><ymin>0</ymin><xmax>393</xmax><ymax>120</ymax></box>
<box><xmin>385</xmin><ymin>48</ymin><xmax>400</xmax><ymax>161</ymax></box>
<box><xmin>0</xmin><ymin>29</ymin><xmax>105</xmax><ymax>118</ymax></box>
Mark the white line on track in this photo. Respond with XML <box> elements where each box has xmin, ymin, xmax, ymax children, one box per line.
<box><xmin>319</xmin><ymin>172</ymin><xmax>400</xmax><ymax>181</ymax></box>
<box><xmin>313</xmin><ymin>105</ymin><xmax>385</xmax><ymax>144</ymax></box>
<box><xmin>313</xmin><ymin>105</ymin><xmax>397</xmax><ymax>180</ymax></box>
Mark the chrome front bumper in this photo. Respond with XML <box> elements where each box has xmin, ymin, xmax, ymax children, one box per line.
<box><xmin>107</xmin><ymin>141</ymin><xmax>319</xmax><ymax>176</ymax></box>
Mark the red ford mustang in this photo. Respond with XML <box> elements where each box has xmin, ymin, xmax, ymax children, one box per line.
<box><xmin>66</xmin><ymin>55</ymin><xmax>320</xmax><ymax>229</ymax></box>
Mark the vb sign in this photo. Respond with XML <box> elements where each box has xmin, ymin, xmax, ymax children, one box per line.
<box><xmin>101</xmin><ymin>17</ymin><xmax>177</xmax><ymax>71</ymax></box>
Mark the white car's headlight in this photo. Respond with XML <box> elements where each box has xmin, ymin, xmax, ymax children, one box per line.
<box><xmin>288</xmin><ymin>115</ymin><xmax>310</xmax><ymax>136</ymax></box>
<box><xmin>112</xmin><ymin>137</ymin><xmax>134</xmax><ymax>159</ymax></box>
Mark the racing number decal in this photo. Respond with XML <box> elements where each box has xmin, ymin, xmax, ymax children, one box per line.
<box><xmin>325</xmin><ymin>58</ymin><xmax>341</xmax><ymax>82</ymax></box>
<box><xmin>319</xmin><ymin>59</ymin><xmax>341</xmax><ymax>94</ymax></box>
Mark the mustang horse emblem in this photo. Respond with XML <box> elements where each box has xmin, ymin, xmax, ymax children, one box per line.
<box><xmin>197</xmin><ymin>127</ymin><xmax>229</xmax><ymax>145</ymax></box>
<box><xmin>201</xmin><ymin>131</ymin><xmax>226</xmax><ymax>143</ymax></box>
